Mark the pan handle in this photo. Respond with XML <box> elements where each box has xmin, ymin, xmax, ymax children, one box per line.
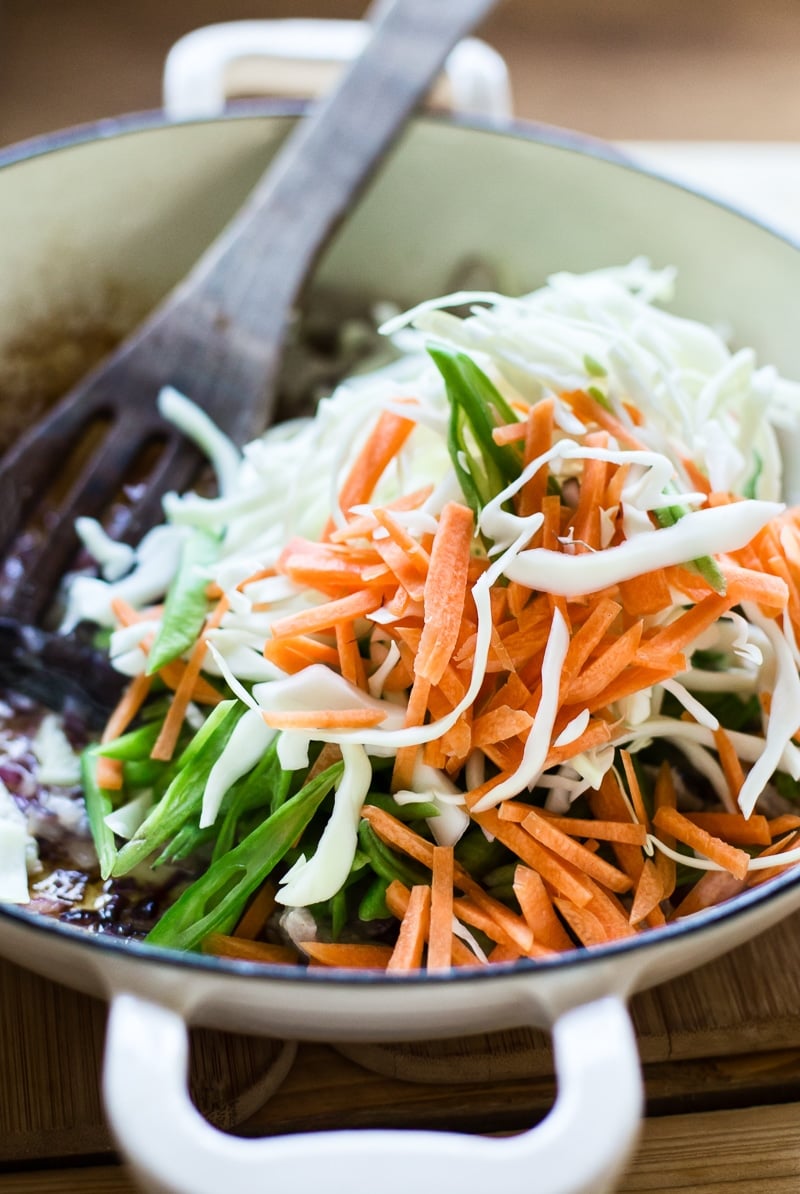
<box><xmin>162</xmin><ymin>19</ymin><xmax>511</xmax><ymax>122</ymax></box>
<box><xmin>103</xmin><ymin>990</ymin><xmax>642</xmax><ymax>1194</ymax></box>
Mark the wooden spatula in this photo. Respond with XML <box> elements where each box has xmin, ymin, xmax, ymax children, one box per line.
<box><xmin>0</xmin><ymin>0</ymin><xmax>498</xmax><ymax>630</ymax></box>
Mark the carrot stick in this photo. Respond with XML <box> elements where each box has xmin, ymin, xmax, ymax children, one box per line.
<box><xmin>428</xmin><ymin>846</ymin><xmax>454</xmax><ymax>972</ymax></box>
<box><xmin>102</xmin><ymin>671</ymin><xmax>152</xmax><ymax>744</ymax></box>
<box><xmin>455</xmin><ymin>886</ymin><xmax>534</xmax><ymax>954</ymax></box>
<box><xmin>643</xmin><ymin>593</ymin><xmax>732</xmax><ymax>659</ymax></box>
<box><xmin>569</xmin><ymin>447</ymin><xmax>608</xmax><ymax>551</ymax></box>
<box><xmin>157</xmin><ymin>661</ymin><xmax>224</xmax><ymax>706</ymax></box>
<box><xmin>565</xmin><ymin>620</ymin><xmax>643</xmax><ymax>704</ymax></box>
<box><xmin>387</xmin><ymin>884</ymin><xmax>431</xmax><ymax>971</ymax></box>
<box><xmin>684</xmin><ymin>811</ymin><xmax>770</xmax><ymax>848</ymax></box>
<box><xmin>653</xmin><ymin>806</ymin><xmax>751</xmax><ymax>881</ymax></box>
<box><xmin>416</xmin><ymin>502</ymin><xmax>474</xmax><ymax>686</ymax></box>
<box><xmin>263</xmin><ymin>636</ymin><xmax>342</xmax><ymax>674</ymax></box>
<box><xmin>620</xmin><ymin>750</ymin><xmax>650</xmax><ymax>834</ymax></box>
<box><xmin>233</xmin><ymin>882</ymin><xmax>276</xmax><ymax>940</ymax></box>
<box><xmin>385</xmin><ymin>880</ymin><xmax>482</xmax><ymax>967</ymax></box>
<box><xmin>541</xmin><ymin>717</ymin><xmax>613</xmax><ymax>771</ymax></box>
<box><xmin>372</xmin><ymin>508</ymin><xmax>430</xmax><ymax>574</ymax></box>
<box><xmin>492</xmin><ymin>421</ymin><xmax>526</xmax><ymax>446</ymax></box>
<box><xmin>559</xmin><ymin>598</ymin><xmax>621</xmax><ymax>690</ymax></box>
<box><xmin>617</xmin><ymin>568</ymin><xmax>673</xmax><ymax>617</ymax></box>
<box><xmin>335</xmin><ymin>620</ymin><xmax>366</xmax><ymax>689</ymax></box>
<box><xmin>452</xmin><ymin>896</ymin><xmax>530</xmax><ymax>953</ymax></box>
<box><xmin>323</xmin><ymin>407</ymin><xmax>417</xmax><ymax>538</ymax></box>
<box><xmin>653</xmin><ymin>762</ymin><xmax>677</xmax><ymax>899</ymax></box>
<box><xmin>670</xmin><ymin>871</ymin><xmax>747</xmax><ymax>920</ymax></box>
<box><xmin>746</xmin><ymin>832</ymin><xmax>800</xmax><ymax>886</ymax></box>
<box><xmin>469</xmin><ymin>805</ymin><xmax>595</xmax><ymax>907</ymax></box>
<box><xmin>499</xmin><ymin>803</ymin><xmax>647</xmax><ymax>846</ymax></box>
<box><xmin>589</xmin><ymin>771</ymin><xmax>645</xmax><ymax>883</ymax></box>
<box><xmin>96</xmin><ymin>755</ymin><xmax>124</xmax><ymax>790</ymax></box>
<box><xmin>553</xmin><ymin>898</ymin><xmax>607</xmax><ymax>947</ymax></box>
<box><xmin>471</xmin><ymin>705</ymin><xmax>533</xmax><ymax>748</ymax></box>
<box><xmin>518</xmin><ymin>398</ymin><xmax>555</xmax><ymax>520</ymax></box>
<box><xmin>521</xmin><ymin>810</ymin><xmax>633</xmax><ymax>894</ymax></box>
<box><xmin>513</xmin><ymin>866</ymin><xmax>573</xmax><ymax>951</ymax></box>
<box><xmin>486</xmin><ymin>943</ymin><xmax>523</xmax><ymax>964</ymax></box>
<box><xmin>96</xmin><ymin>671</ymin><xmax>154</xmax><ymax>789</ymax></box>
<box><xmin>629</xmin><ymin>860</ymin><xmax>664</xmax><ymax>926</ymax></box>
<box><xmin>300</xmin><ymin>942</ymin><xmax>394</xmax><ymax>969</ymax></box>
<box><xmin>768</xmin><ymin>815</ymin><xmax>800</xmax><ymax>838</ymax></box>
<box><xmin>269</xmin><ymin>589</ymin><xmax>383</xmax><ymax>639</ymax></box>
<box><xmin>261</xmin><ymin>708</ymin><xmax>387</xmax><ymax>730</ymax></box>
<box><xmin>202</xmin><ymin>935</ymin><xmax>298</xmax><ymax>965</ymax></box>
<box><xmin>724</xmin><ymin>564</ymin><xmax>789</xmax><ymax>613</ymax></box>
<box><xmin>151</xmin><ymin>596</ymin><xmax>230</xmax><ymax>761</ymax></box>
<box><xmin>391</xmin><ymin>674</ymin><xmax>431</xmax><ymax>792</ymax></box>
<box><xmin>563</xmin><ymin>389</ymin><xmax>648</xmax><ymax>451</ymax></box>
<box><xmin>328</xmin><ymin>489</ymin><xmax>434</xmax><ymax>545</ymax></box>
<box><xmin>712</xmin><ymin>727</ymin><xmax>747</xmax><ymax>808</ymax></box>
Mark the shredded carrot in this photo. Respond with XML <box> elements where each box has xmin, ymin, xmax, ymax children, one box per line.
<box><xmin>150</xmin><ymin>596</ymin><xmax>230</xmax><ymax>762</ymax></box>
<box><xmin>469</xmin><ymin>805</ymin><xmax>594</xmax><ymax>908</ymax></box>
<box><xmin>768</xmin><ymin>815</ymin><xmax>800</xmax><ymax>838</ymax></box>
<box><xmin>684</xmin><ymin>811</ymin><xmax>770</xmax><ymax>848</ymax></box>
<box><xmin>95</xmin><ymin>755</ymin><xmax>124</xmax><ymax>791</ymax></box>
<box><xmin>518</xmin><ymin>398</ymin><xmax>555</xmax><ymax>520</ymax></box>
<box><xmin>452</xmin><ymin>895</ymin><xmax>531</xmax><ymax>953</ymax></box>
<box><xmin>513</xmin><ymin>866</ymin><xmax>573</xmax><ymax>951</ymax></box>
<box><xmin>427</xmin><ymin>846</ymin><xmax>454</xmax><ymax>972</ymax></box>
<box><xmin>746</xmin><ymin>832</ymin><xmax>800</xmax><ymax>886</ymax></box>
<box><xmin>385</xmin><ymin>880</ymin><xmax>482</xmax><ymax>967</ymax></box>
<box><xmin>335</xmin><ymin>620</ymin><xmax>366</xmax><ymax>689</ymax></box>
<box><xmin>629</xmin><ymin>860</ymin><xmax>664</xmax><ymax>926</ymax></box>
<box><xmin>102</xmin><ymin>672</ymin><xmax>152</xmax><ymax>744</ymax></box>
<box><xmin>300</xmin><ymin>942</ymin><xmax>394</xmax><ymax>969</ymax></box>
<box><xmin>262</xmin><ymin>708</ymin><xmax>386</xmax><ymax>730</ymax></box>
<box><xmin>387</xmin><ymin>884</ymin><xmax>431</xmax><ymax>971</ymax></box>
<box><xmin>563</xmin><ymin>389</ymin><xmax>648</xmax><ymax>451</ymax></box>
<box><xmin>202</xmin><ymin>935</ymin><xmax>298</xmax><ymax>965</ymax></box>
<box><xmin>521</xmin><ymin>809</ymin><xmax>633</xmax><ymax>894</ymax></box>
<box><xmin>269</xmin><ymin>589</ymin><xmax>383</xmax><ymax>639</ymax></box>
<box><xmin>652</xmin><ymin>762</ymin><xmax>677</xmax><ymax>899</ymax></box>
<box><xmin>391</xmin><ymin>674</ymin><xmax>431</xmax><ymax>792</ymax></box>
<box><xmin>671</xmin><ymin>871</ymin><xmax>748</xmax><ymax>920</ymax></box>
<box><xmin>712</xmin><ymin>727</ymin><xmax>747</xmax><ymax>809</ymax></box>
<box><xmin>553</xmin><ymin>898</ymin><xmax>607</xmax><ymax>947</ymax></box>
<box><xmin>653</xmin><ymin>806</ymin><xmax>751</xmax><ymax>881</ymax></box>
<box><xmin>499</xmin><ymin>802</ymin><xmax>647</xmax><ymax>845</ymax></box>
<box><xmin>263</xmin><ymin>635</ymin><xmax>341</xmax><ymax>673</ymax></box>
<box><xmin>415</xmin><ymin>502</ymin><xmax>474</xmax><ymax>686</ymax></box>
<box><xmin>620</xmin><ymin>750</ymin><xmax>650</xmax><ymax>834</ymax></box>
<box><xmin>323</xmin><ymin>406</ymin><xmax>418</xmax><ymax>538</ymax></box>
<box><xmin>233</xmin><ymin>882</ymin><xmax>276</xmax><ymax>940</ymax></box>
<box><xmin>566</xmin><ymin>620</ymin><xmax>643</xmax><ymax>705</ymax></box>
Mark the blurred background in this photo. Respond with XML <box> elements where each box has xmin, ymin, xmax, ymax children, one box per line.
<box><xmin>1</xmin><ymin>0</ymin><xmax>799</xmax><ymax>146</ymax></box>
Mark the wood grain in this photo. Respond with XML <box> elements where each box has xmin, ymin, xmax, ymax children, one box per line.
<box><xmin>0</xmin><ymin>959</ymin><xmax>286</xmax><ymax>1163</ymax></box>
<box><xmin>2</xmin><ymin>1103</ymin><xmax>800</xmax><ymax>1194</ymax></box>
<box><xmin>3</xmin><ymin>911</ymin><xmax>800</xmax><ymax>1164</ymax></box>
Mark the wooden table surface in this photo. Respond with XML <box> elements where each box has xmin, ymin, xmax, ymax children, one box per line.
<box><xmin>3</xmin><ymin>904</ymin><xmax>800</xmax><ymax>1193</ymax></box>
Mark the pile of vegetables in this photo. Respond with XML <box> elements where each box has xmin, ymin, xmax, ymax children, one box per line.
<box><xmin>25</xmin><ymin>260</ymin><xmax>800</xmax><ymax>969</ymax></box>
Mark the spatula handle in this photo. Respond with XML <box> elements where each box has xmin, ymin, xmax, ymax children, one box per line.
<box><xmin>168</xmin><ymin>0</ymin><xmax>499</xmax><ymax>442</ymax></box>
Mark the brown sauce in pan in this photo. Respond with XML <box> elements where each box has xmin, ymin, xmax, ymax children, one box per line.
<box><xmin>0</xmin><ymin>688</ymin><xmax>189</xmax><ymax>938</ymax></box>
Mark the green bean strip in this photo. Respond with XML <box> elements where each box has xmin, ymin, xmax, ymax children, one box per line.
<box><xmin>146</xmin><ymin>761</ymin><xmax>343</xmax><ymax>951</ymax></box>
<box><xmin>147</xmin><ymin>528</ymin><xmax>220</xmax><ymax>673</ymax></box>
<box><xmin>81</xmin><ymin>748</ymin><xmax>118</xmax><ymax>880</ymax></box>
<box><xmin>112</xmin><ymin>700</ymin><xmax>243</xmax><ymax>876</ymax></box>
